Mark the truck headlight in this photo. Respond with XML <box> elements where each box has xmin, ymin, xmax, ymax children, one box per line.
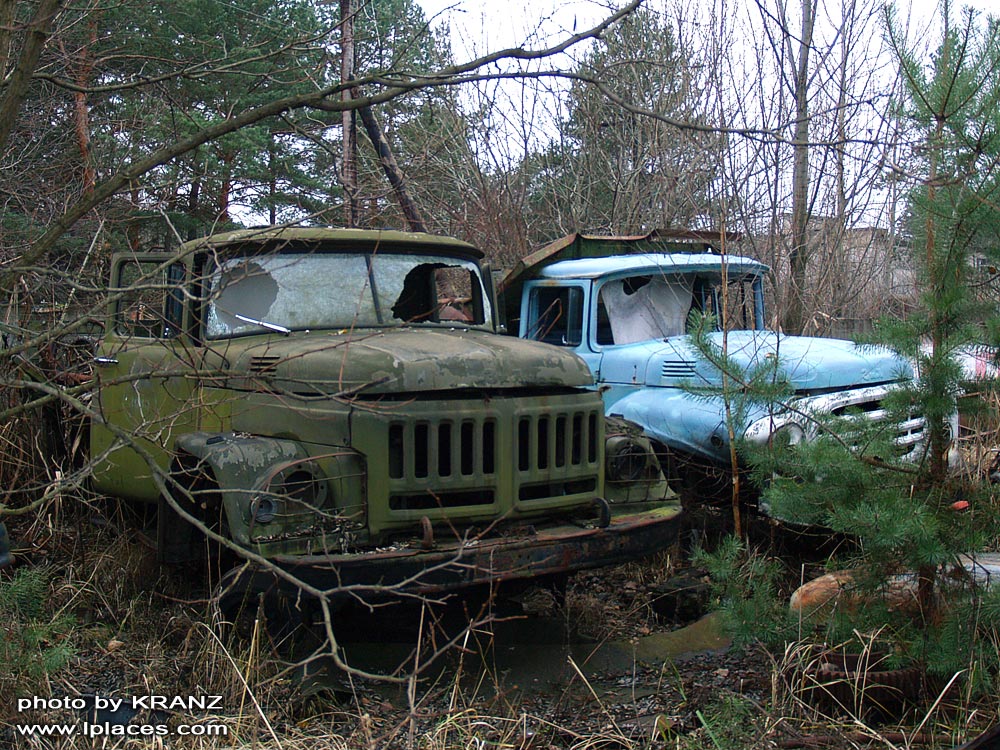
<box><xmin>253</xmin><ymin>460</ymin><xmax>330</xmax><ymax>525</ymax></box>
<box><xmin>253</xmin><ymin>496</ymin><xmax>278</xmax><ymax>524</ymax></box>
<box><xmin>269</xmin><ymin>464</ymin><xmax>328</xmax><ymax>508</ymax></box>
<box><xmin>606</xmin><ymin>436</ymin><xmax>654</xmax><ymax>482</ymax></box>
<box><xmin>770</xmin><ymin>422</ymin><xmax>805</xmax><ymax>449</ymax></box>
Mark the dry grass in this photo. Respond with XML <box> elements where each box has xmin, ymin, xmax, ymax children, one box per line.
<box><xmin>760</xmin><ymin>633</ymin><xmax>1000</xmax><ymax>750</ymax></box>
<box><xmin>4</xmin><ymin>425</ymin><xmax>1000</xmax><ymax>750</ymax></box>
<box><xmin>0</xmin><ymin>523</ymin><xmax>737</xmax><ymax>750</ymax></box>
<box><xmin>4</xmin><ymin>537</ymin><xmax>999</xmax><ymax>750</ymax></box>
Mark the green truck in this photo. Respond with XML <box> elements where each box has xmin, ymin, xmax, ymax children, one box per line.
<box><xmin>86</xmin><ymin>227</ymin><xmax>680</xmax><ymax>612</ymax></box>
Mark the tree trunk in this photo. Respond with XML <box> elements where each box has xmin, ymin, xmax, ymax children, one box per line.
<box><xmin>65</xmin><ymin>21</ymin><xmax>98</xmax><ymax>195</ymax></box>
<box><xmin>0</xmin><ymin>0</ymin><xmax>64</xmax><ymax>157</ymax></box>
<box><xmin>784</xmin><ymin>0</ymin><xmax>815</xmax><ymax>335</ymax></box>
<box><xmin>341</xmin><ymin>0</ymin><xmax>358</xmax><ymax>227</ymax></box>
<box><xmin>358</xmin><ymin>104</ymin><xmax>426</xmax><ymax>233</ymax></box>
<box><xmin>0</xmin><ymin>0</ymin><xmax>16</xmax><ymax>79</ymax></box>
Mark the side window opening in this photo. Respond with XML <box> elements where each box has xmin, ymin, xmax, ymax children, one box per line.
<box><xmin>528</xmin><ymin>287</ymin><xmax>583</xmax><ymax>346</ymax></box>
<box><xmin>115</xmin><ymin>260</ymin><xmax>184</xmax><ymax>339</ymax></box>
<box><xmin>165</xmin><ymin>262</ymin><xmax>186</xmax><ymax>337</ymax></box>
<box><xmin>725</xmin><ymin>278</ymin><xmax>758</xmax><ymax>330</ymax></box>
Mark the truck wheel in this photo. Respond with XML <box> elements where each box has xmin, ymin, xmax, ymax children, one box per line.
<box><xmin>213</xmin><ymin>565</ymin><xmax>318</xmax><ymax>646</ymax></box>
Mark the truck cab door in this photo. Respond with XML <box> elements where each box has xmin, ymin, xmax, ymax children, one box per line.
<box><xmin>90</xmin><ymin>256</ymin><xmax>199</xmax><ymax>502</ymax></box>
<box><xmin>520</xmin><ymin>283</ymin><xmax>600</xmax><ymax>382</ymax></box>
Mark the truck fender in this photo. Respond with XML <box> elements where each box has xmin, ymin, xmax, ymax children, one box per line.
<box><xmin>607</xmin><ymin>388</ymin><xmax>731</xmax><ymax>464</ymax></box>
<box><xmin>164</xmin><ymin>432</ymin><xmax>309</xmax><ymax>554</ymax></box>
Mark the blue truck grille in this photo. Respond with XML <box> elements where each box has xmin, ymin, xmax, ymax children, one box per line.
<box><xmin>831</xmin><ymin>394</ymin><xmax>928</xmax><ymax>459</ymax></box>
<box><xmin>661</xmin><ymin>360</ymin><xmax>697</xmax><ymax>378</ymax></box>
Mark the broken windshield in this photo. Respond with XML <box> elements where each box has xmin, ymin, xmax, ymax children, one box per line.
<box><xmin>204</xmin><ymin>253</ymin><xmax>490</xmax><ymax>339</ymax></box>
<box><xmin>596</xmin><ymin>272</ymin><xmax>763</xmax><ymax>345</ymax></box>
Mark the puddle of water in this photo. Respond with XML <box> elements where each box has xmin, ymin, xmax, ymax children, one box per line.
<box><xmin>296</xmin><ymin>612</ymin><xmax>730</xmax><ymax>701</ymax></box>
<box><xmin>623</xmin><ymin>612</ymin><xmax>730</xmax><ymax>663</ymax></box>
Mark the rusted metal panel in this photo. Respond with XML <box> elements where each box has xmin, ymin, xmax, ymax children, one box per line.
<box><xmin>216</xmin><ymin>505</ymin><xmax>683</xmax><ymax>610</ymax></box>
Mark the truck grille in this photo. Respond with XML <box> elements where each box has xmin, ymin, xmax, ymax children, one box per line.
<box><xmin>516</xmin><ymin>410</ymin><xmax>600</xmax><ymax>501</ymax></box>
<box><xmin>661</xmin><ymin>360</ymin><xmax>697</xmax><ymax>378</ymax></box>
<box><xmin>388</xmin><ymin>419</ymin><xmax>497</xmax><ymax>481</ymax></box>
<box><xmin>831</xmin><ymin>393</ymin><xmax>927</xmax><ymax>460</ymax></box>
<box><xmin>516</xmin><ymin>413</ymin><xmax>597</xmax><ymax>471</ymax></box>
<box><xmin>379</xmin><ymin>397</ymin><xmax>602</xmax><ymax>518</ymax></box>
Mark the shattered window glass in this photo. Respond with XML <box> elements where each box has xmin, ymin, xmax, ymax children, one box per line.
<box><xmin>599</xmin><ymin>275</ymin><xmax>694</xmax><ymax>345</ymax></box>
<box><xmin>596</xmin><ymin>272</ymin><xmax>761</xmax><ymax>345</ymax></box>
<box><xmin>204</xmin><ymin>253</ymin><xmax>490</xmax><ymax>339</ymax></box>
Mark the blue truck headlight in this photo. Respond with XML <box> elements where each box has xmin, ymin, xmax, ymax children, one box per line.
<box><xmin>770</xmin><ymin>422</ymin><xmax>805</xmax><ymax>449</ymax></box>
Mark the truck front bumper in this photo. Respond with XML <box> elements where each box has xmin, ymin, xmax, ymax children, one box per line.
<box><xmin>216</xmin><ymin>504</ymin><xmax>682</xmax><ymax>613</ymax></box>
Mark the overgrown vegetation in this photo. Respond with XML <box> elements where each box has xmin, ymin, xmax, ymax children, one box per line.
<box><xmin>809</xmin><ymin>0</ymin><xmax>997</xmax><ymax>678</ymax></box>
<box><xmin>685</xmin><ymin>3</ymin><xmax>1000</xmax><ymax>725</ymax></box>
<box><xmin>693</xmin><ymin>537</ymin><xmax>798</xmax><ymax>650</ymax></box>
<box><xmin>0</xmin><ymin>567</ymin><xmax>76</xmax><ymax>709</ymax></box>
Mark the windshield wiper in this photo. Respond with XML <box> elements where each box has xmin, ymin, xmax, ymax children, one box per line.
<box><xmin>234</xmin><ymin>313</ymin><xmax>291</xmax><ymax>336</ymax></box>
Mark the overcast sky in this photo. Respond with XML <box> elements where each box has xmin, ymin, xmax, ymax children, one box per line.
<box><xmin>410</xmin><ymin>0</ymin><xmax>1000</xmax><ymax>191</ymax></box>
<box><xmin>416</xmin><ymin>0</ymin><xmax>999</xmax><ymax>60</ymax></box>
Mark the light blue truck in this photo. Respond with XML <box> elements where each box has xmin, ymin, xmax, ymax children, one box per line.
<box><xmin>500</xmin><ymin>231</ymin><xmax>938</xmax><ymax>506</ymax></box>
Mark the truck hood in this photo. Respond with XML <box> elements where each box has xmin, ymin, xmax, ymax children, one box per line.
<box><xmin>611</xmin><ymin>331</ymin><xmax>912</xmax><ymax>391</ymax></box>
<box><xmin>221</xmin><ymin>328</ymin><xmax>594</xmax><ymax>395</ymax></box>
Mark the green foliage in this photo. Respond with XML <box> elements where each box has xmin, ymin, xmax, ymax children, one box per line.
<box><xmin>691</xmin><ymin>6</ymin><xmax>1000</xmax><ymax>698</ymax></box>
<box><xmin>693</xmin><ymin>537</ymin><xmax>797</xmax><ymax>649</ymax></box>
<box><xmin>744</xmin><ymin>3</ymin><xmax>1000</xmax><ymax>559</ymax></box>
<box><xmin>888</xmin><ymin>6</ymin><xmax>1000</xmax><ymax>473</ymax></box>
<box><xmin>93</xmin><ymin>0</ymin><xmax>331</xmax><ymax>233</ymax></box>
<box><xmin>684</xmin><ymin>695</ymin><xmax>762</xmax><ymax>750</ymax></box>
<box><xmin>923</xmin><ymin>583</ymin><xmax>1000</xmax><ymax>692</ymax></box>
<box><xmin>0</xmin><ymin>568</ymin><xmax>76</xmax><ymax>707</ymax></box>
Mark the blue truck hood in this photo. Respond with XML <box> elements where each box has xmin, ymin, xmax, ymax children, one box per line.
<box><xmin>601</xmin><ymin>331</ymin><xmax>911</xmax><ymax>391</ymax></box>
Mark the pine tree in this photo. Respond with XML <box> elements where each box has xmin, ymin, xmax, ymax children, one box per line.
<box><xmin>526</xmin><ymin>8</ymin><xmax>720</xmax><ymax>236</ymax></box>
<box><xmin>744</xmin><ymin>2</ymin><xmax>1000</xmax><ymax>685</ymax></box>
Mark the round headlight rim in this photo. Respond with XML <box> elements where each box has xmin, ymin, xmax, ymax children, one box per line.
<box><xmin>266</xmin><ymin>460</ymin><xmax>329</xmax><ymax>510</ymax></box>
<box><xmin>252</xmin><ymin>495</ymin><xmax>279</xmax><ymax>524</ymax></box>
<box><xmin>770</xmin><ymin>421</ymin><xmax>806</xmax><ymax>450</ymax></box>
<box><xmin>605</xmin><ymin>435</ymin><xmax>653</xmax><ymax>482</ymax></box>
